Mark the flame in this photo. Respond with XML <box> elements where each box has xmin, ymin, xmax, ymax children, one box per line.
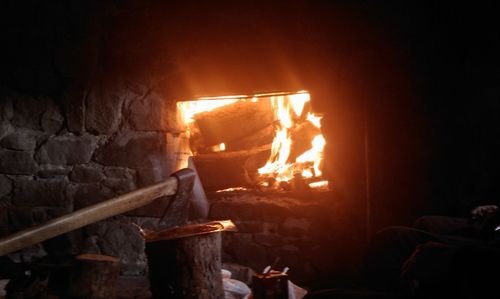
<box><xmin>177</xmin><ymin>90</ymin><xmax>328</xmax><ymax>188</ymax></box>
<box><xmin>216</xmin><ymin>186</ymin><xmax>249</xmax><ymax>193</ymax></box>
<box><xmin>177</xmin><ymin>99</ymin><xmax>238</xmax><ymax>124</ymax></box>
<box><xmin>211</xmin><ymin>142</ymin><xmax>226</xmax><ymax>152</ymax></box>
<box><xmin>289</xmin><ymin>93</ymin><xmax>310</xmax><ymax>117</ymax></box>
<box><xmin>308</xmin><ymin>180</ymin><xmax>329</xmax><ymax>190</ymax></box>
<box><xmin>306</xmin><ymin>112</ymin><xmax>322</xmax><ymax>128</ymax></box>
<box><xmin>258</xmin><ymin>92</ymin><xmax>326</xmax><ymax>183</ymax></box>
<box><xmin>296</xmin><ymin>134</ymin><xmax>326</xmax><ymax>177</ymax></box>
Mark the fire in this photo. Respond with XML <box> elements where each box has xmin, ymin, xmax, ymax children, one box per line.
<box><xmin>258</xmin><ymin>92</ymin><xmax>326</xmax><ymax>183</ymax></box>
<box><xmin>177</xmin><ymin>90</ymin><xmax>328</xmax><ymax>190</ymax></box>
<box><xmin>211</xmin><ymin>143</ymin><xmax>226</xmax><ymax>152</ymax></box>
<box><xmin>308</xmin><ymin>180</ymin><xmax>329</xmax><ymax>191</ymax></box>
<box><xmin>177</xmin><ymin>99</ymin><xmax>238</xmax><ymax>124</ymax></box>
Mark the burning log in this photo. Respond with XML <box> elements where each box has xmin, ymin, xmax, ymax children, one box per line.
<box><xmin>67</xmin><ymin>254</ymin><xmax>120</xmax><ymax>299</ymax></box>
<box><xmin>225</xmin><ymin>124</ymin><xmax>275</xmax><ymax>151</ymax></box>
<box><xmin>193</xmin><ymin>99</ymin><xmax>274</xmax><ymax>147</ymax></box>
<box><xmin>193</xmin><ymin>145</ymin><xmax>270</xmax><ymax>191</ymax></box>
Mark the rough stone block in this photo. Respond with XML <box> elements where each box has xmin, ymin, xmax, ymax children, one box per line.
<box><xmin>128</xmin><ymin>92</ymin><xmax>180</xmax><ymax>132</ymax></box>
<box><xmin>12</xmin><ymin>178</ymin><xmax>69</xmax><ymax>208</ymax></box>
<box><xmin>94</xmin><ymin>131</ymin><xmax>169</xmax><ymax>169</ymax></box>
<box><xmin>67</xmin><ymin>183</ymin><xmax>114</xmax><ymax>209</ymax></box>
<box><xmin>8</xmin><ymin>206</ymin><xmax>71</xmax><ymax>231</ymax></box>
<box><xmin>136</xmin><ymin>164</ymin><xmax>171</xmax><ymax>186</ymax></box>
<box><xmin>11</xmin><ymin>95</ymin><xmax>52</xmax><ymax>130</ymax></box>
<box><xmin>0</xmin><ymin>174</ymin><xmax>12</xmax><ymax>197</ymax></box>
<box><xmin>231</xmin><ymin>220</ymin><xmax>266</xmax><ymax>233</ymax></box>
<box><xmin>278</xmin><ymin>217</ymin><xmax>311</xmax><ymax>237</ymax></box>
<box><xmin>104</xmin><ymin>166</ymin><xmax>136</xmax><ymax>180</ymax></box>
<box><xmin>37</xmin><ymin>164</ymin><xmax>72</xmax><ymax>178</ymax></box>
<box><xmin>0</xmin><ymin>121</ymin><xmax>13</xmax><ymax>140</ymax></box>
<box><xmin>224</xmin><ymin>233</ymin><xmax>268</xmax><ymax>272</ymax></box>
<box><xmin>41</xmin><ymin>102</ymin><xmax>64</xmax><ymax>133</ymax></box>
<box><xmin>70</xmin><ymin>164</ymin><xmax>104</xmax><ymax>183</ymax></box>
<box><xmin>37</xmin><ymin>134</ymin><xmax>97</xmax><ymax>165</ymax></box>
<box><xmin>0</xmin><ymin>129</ymin><xmax>40</xmax><ymax>151</ymax></box>
<box><xmin>82</xmin><ymin>217</ymin><xmax>147</xmax><ymax>275</ymax></box>
<box><xmin>0</xmin><ymin>149</ymin><xmax>37</xmax><ymax>174</ymax></box>
<box><xmin>209</xmin><ymin>196</ymin><xmax>292</xmax><ymax>222</ymax></box>
<box><xmin>253</xmin><ymin>232</ymin><xmax>286</xmax><ymax>247</ymax></box>
<box><xmin>63</xmin><ymin>82</ymin><xmax>87</xmax><ymax>134</ymax></box>
<box><xmin>0</xmin><ymin>94</ymin><xmax>14</xmax><ymax>121</ymax></box>
<box><xmin>85</xmin><ymin>78</ymin><xmax>136</xmax><ymax>134</ymax></box>
<box><xmin>102</xmin><ymin>166</ymin><xmax>137</xmax><ymax>193</ymax></box>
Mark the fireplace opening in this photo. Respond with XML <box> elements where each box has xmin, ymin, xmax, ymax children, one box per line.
<box><xmin>176</xmin><ymin>90</ymin><xmax>329</xmax><ymax>193</ymax></box>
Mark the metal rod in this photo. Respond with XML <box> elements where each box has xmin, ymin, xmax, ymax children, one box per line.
<box><xmin>0</xmin><ymin>177</ymin><xmax>178</xmax><ymax>257</ymax></box>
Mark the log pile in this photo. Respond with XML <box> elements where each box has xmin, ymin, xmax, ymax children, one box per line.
<box><xmin>186</xmin><ymin>95</ymin><xmax>325</xmax><ymax>192</ymax></box>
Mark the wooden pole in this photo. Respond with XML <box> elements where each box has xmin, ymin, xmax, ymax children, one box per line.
<box><xmin>0</xmin><ymin>177</ymin><xmax>178</xmax><ymax>257</ymax></box>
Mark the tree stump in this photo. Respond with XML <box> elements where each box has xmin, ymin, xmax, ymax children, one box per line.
<box><xmin>67</xmin><ymin>254</ymin><xmax>120</xmax><ymax>299</ymax></box>
<box><xmin>145</xmin><ymin>231</ymin><xmax>224</xmax><ymax>299</ymax></box>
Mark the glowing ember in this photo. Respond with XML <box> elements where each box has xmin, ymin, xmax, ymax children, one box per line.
<box><xmin>216</xmin><ymin>187</ymin><xmax>250</xmax><ymax>193</ymax></box>
<box><xmin>308</xmin><ymin>180</ymin><xmax>329</xmax><ymax>191</ymax></box>
<box><xmin>211</xmin><ymin>143</ymin><xmax>226</xmax><ymax>152</ymax></box>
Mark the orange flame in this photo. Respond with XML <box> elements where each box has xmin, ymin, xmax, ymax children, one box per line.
<box><xmin>258</xmin><ymin>92</ymin><xmax>326</xmax><ymax>182</ymax></box>
<box><xmin>178</xmin><ymin>91</ymin><xmax>328</xmax><ymax>187</ymax></box>
<box><xmin>296</xmin><ymin>134</ymin><xmax>326</xmax><ymax>177</ymax></box>
<box><xmin>177</xmin><ymin>99</ymin><xmax>238</xmax><ymax>124</ymax></box>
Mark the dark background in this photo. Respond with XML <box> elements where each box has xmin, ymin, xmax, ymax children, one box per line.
<box><xmin>1</xmin><ymin>0</ymin><xmax>499</xmax><ymax>233</ymax></box>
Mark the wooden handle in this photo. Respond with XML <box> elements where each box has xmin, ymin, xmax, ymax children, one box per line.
<box><xmin>0</xmin><ymin>177</ymin><xmax>178</xmax><ymax>256</ymax></box>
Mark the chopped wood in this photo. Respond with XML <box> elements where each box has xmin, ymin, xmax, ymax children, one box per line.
<box><xmin>194</xmin><ymin>99</ymin><xmax>274</xmax><ymax>146</ymax></box>
<box><xmin>146</xmin><ymin>231</ymin><xmax>224</xmax><ymax>299</ymax></box>
<box><xmin>193</xmin><ymin>145</ymin><xmax>270</xmax><ymax>191</ymax></box>
<box><xmin>67</xmin><ymin>254</ymin><xmax>120</xmax><ymax>299</ymax></box>
<box><xmin>225</xmin><ymin>124</ymin><xmax>275</xmax><ymax>151</ymax></box>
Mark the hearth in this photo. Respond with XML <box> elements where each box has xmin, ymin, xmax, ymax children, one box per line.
<box><xmin>176</xmin><ymin>90</ymin><xmax>329</xmax><ymax>193</ymax></box>
<box><xmin>171</xmin><ymin>91</ymin><xmax>362</xmax><ymax>286</ymax></box>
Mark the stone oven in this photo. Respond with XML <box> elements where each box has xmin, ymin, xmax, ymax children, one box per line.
<box><xmin>0</xmin><ymin>0</ymin><xmax>371</xmax><ymax>296</ymax></box>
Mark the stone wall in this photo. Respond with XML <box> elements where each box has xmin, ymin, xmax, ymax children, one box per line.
<box><xmin>208</xmin><ymin>191</ymin><xmax>364</xmax><ymax>287</ymax></box>
<box><xmin>0</xmin><ymin>86</ymin><xmax>181</xmax><ymax>275</ymax></box>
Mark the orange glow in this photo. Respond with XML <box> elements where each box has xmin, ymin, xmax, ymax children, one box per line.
<box><xmin>309</xmin><ymin>180</ymin><xmax>329</xmax><ymax>191</ymax></box>
<box><xmin>296</xmin><ymin>134</ymin><xmax>326</xmax><ymax>177</ymax></box>
<box><xmin>178</xmin><ymin>90</ymin><xmax>328</xmax><ymax>188</ymax></box>
<box><xmin>177</xmin><ymin>99</ymin><xmax>238</xmax><ymax>124</ymax></box>
<box><xmin>216</xmin><ymin>187</ymin><xmax>250</xmax><ymax>193</ymax></box>
<box><xmin>306</xmin><ymin>112</ymin><xmax>322</xmax><ymax>128</ymax></box>
<box><xmin>211</xmin><ymin>142</ymin><xmax>226</xmax><ymax>152</ymax></box>
<box><xmin>258</xmin><ymin>92</ymin><xmax>326</xmax><ymax>183</ymax></box>
<box><xmin>289</xmin><ymin>93</ymin><xmax>310</xmax><ymax>117</ymax></box>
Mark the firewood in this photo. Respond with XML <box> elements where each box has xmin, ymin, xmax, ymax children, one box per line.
<box><xmin>146</xmin><ymin>232</ymin><xmax>224</xmax><ymax>299</ymax></box>
<box><xmin>225</xmin><ymin>124</ymin><xmax>275</xmax><ymax>151</ymax></box>
<box><xmin>194</xmin><ymin>99</ymin><xmax>274</xmax><ymax>146</ymax></box>
<box><xmin>67</xmin><ymin>254</ymin><xmax>120</xmax><ymax>299</ymax></box>
<box><xmin>193</xmin><ymin>145</ymin><xmax>270</xmax><ymax>191</ymax></box>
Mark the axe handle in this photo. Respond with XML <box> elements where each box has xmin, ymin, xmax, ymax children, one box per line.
<box><xmin>0</xmin><ymin>177</ymin><xmax>178</xmax><ymax>257</ymax></box>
